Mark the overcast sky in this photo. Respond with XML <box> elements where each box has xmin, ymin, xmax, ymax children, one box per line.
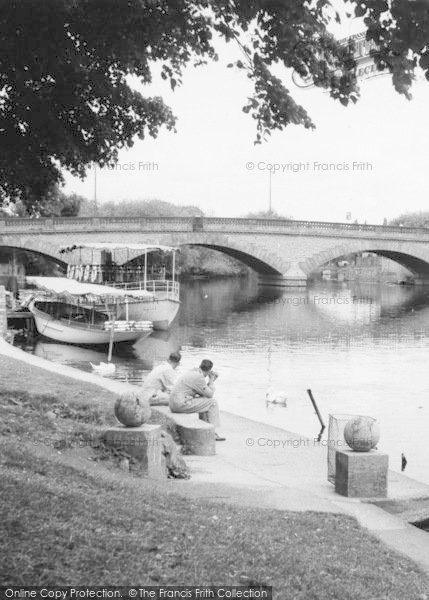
<box><xmin>63</xmin><ymin>7</ymin><xmax>429</xmax><ymax>224</ymax></box>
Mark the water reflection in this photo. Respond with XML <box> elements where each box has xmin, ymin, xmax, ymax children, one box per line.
<box><xmin>14</xmin><ymin>278</ymin><xmax>429</xmax><ymax>484</ymax></box>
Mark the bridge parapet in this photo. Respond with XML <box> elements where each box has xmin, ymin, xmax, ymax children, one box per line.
<box><xmin>2</xmin><ymin>216</ymin><xmax>429</xmax><ymax>240</ymax></box>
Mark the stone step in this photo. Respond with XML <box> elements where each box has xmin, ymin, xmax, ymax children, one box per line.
<box><xmin>154</xmin><ymin>406</ymin><xmax>216</xmax><ymax>456</ymax></box>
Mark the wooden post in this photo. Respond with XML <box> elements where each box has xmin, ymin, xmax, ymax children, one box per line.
<box><xmin>307</xmin><ymin>389</ymin><xmax>326</xmax><ymax>441</ymax></box>
<box><xmin>172</xmin><ymin>250</ymin><xmax>176</xmax><ymax>285</ymax></box>
<box><xmin>107</xmin><ymin>320</ymin><xmax>115</xmax><ymax>363</ymax></box>
<box><xmin>0</xmin><ymin>285</ymin><xmax>7</xmax><ymax>338</ymax></box>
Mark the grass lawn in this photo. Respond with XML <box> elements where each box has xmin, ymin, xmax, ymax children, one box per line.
<box><xmin>1</xmin><ymin>352</ymin><xmax>429</xmax><ymax>599</ymax></box>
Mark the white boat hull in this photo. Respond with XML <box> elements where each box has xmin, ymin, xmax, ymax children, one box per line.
<box><xmin>119</xmin><ymin>297</ymin><xmax>180</xmax><ymax>331</ymax></box>
<box><xmin>30</xmin><ymin>304</ymin><xmax>152</xmax><ymax>345</ymax></box>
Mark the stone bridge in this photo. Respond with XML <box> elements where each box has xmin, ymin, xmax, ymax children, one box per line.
<box><xmin>2</xmin><ymin>215</ymin><xmax>429</xmax><ymax>285</ymax></box>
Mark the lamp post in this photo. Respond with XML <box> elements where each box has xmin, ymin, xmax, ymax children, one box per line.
<box><xmin>93</xmin><ymin>163</ymin><xmax>98</xmax><ymax>215</ymax></box>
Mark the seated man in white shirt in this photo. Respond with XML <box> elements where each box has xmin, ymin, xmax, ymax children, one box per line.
<box><xmin>169</xmin><ymin>359</ymin><xmax>225</xmax><ymax>441</ymax></box>
<box><xmin>142</xmin><ymin>351</ymin><xmax>181</xmax><ymax>405</ymax></box>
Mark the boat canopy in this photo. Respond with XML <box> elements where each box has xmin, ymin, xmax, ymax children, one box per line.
<box><xmin>26</xmin><ymin>277</ymin><xmax>154</xmax><ymax>299</ymax></box>
<box><xmin>59</xmin><ymin>243</ymin><xmax>178</xmax><ymax>254</ymax></box>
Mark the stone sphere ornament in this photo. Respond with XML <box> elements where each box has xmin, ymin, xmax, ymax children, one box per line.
<box><xmin>343</xmin><ymin>416</ymin><xmax>380</xmax><ymax>452</ymax></box>
<box><xmin>114</xmin><ymin>392</ymin><xmax>151</xmax><ymax>427</ymax></box>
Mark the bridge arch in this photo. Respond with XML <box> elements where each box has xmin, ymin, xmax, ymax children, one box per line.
<box><xmin>123</xmin><ymin>242</ymin><xmax>284</xmax><ymax>276</ymax></box>
<box><xmin>0</xmin><ymin>244</ymin><xmax>67</xmax><ymax>267</ymax></box>
<box><xmin>178</xmin><ymin>244</ymin><xmax>282</xmax><ymax>276</ymax></box>
<box><xmin>304</xmin><ymin>241</ymin><xmax>429</xmax><ymax>281</ymax></box>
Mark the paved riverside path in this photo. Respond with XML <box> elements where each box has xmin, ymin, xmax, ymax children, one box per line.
<box><xmin>1</xmin><ymin>339</ymin><xmax>429</xmax><ymax>574</ymax></box>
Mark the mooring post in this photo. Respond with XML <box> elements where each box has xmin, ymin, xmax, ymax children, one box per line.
<box><xmin>307</xmin><ymin>388</ymin><xmax>326</xmax><ymax>440</ymax></box>
<box><xmin>0</xmin><ymin>285</ymin><xmax>7</xmax><ymax>338</ymax></box>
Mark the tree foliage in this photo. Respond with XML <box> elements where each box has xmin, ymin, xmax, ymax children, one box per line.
<box><xmin>1</xmin><ymin>185</ymin><xmax>83</xmax><ymax>218</ymax></box>
<box><xmin>78</xmin><ymin>197</ymin><xmax>203</xmax><ymax>218</ymax></box>
<box><xmin>0</xmin><ymin>0</ymin><xmax>428</xmax><ymax>211</ymax></box>
<box><xmin>353</xmin><ymin>0</ymin><xmax>429</xmax><ymax>97</ymax></box>
<box><xmin>178</xmin><ymin>245</ymin><xmax>249</xmax><ymax>278</ymax></box>
<box><xmin>243</xmin><ymin>209</ymin><xmax>292</xmax><ymax>220</ymax></box>
<box><xmin>389</xmin><ymin>211</ymin><xmax>429</xmax><ymax>228</ymax></box>
<box><xmin>33</xmin><ymin>186</ymin><xmax>84</xmax><ymax>217</ymax></box>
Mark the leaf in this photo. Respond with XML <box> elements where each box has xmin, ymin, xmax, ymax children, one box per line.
<box><xmin>420</xmin><ymin>53</ymin><xmax>429</xmax><ymax>70</ymax></box>
<box><xmin>354</xmin><ymin>4</ymin><xmax>367</xmax><ymax>17</ymax></box>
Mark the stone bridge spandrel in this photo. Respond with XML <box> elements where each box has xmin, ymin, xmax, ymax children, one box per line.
<box><xmin>2</xmin><ymin>216</ymin><xmax>429</xmax><ymax>285</ymax></box>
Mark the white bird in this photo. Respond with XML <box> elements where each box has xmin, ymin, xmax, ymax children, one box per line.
<box><xmin>266</xmin><ymin>387</ymin><xmax>288</xmax><ymax>407</ymax></box>
<box><xmin>90</xmin><ymin>361</ymin><xmax>116</xmax><ymax>376</ymax></box>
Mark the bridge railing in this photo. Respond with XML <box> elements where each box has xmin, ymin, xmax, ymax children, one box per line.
<box><xmin>1</xmin><ymin>215</ymin><xmax>429</xmax><ymax>236</ymax></box>
<box><xmin>202</xmin><ymin>217</ymin><xmax>428</xmax><ymax>235</ymax></box>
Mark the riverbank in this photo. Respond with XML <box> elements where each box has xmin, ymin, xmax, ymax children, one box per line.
<box><xmin>1</xmin><ymin>343</ymin><xmax>429</xmax><ymax>597</ymax></box>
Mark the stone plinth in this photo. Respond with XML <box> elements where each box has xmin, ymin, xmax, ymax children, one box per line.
<box><xmin>335</xmin><ymin>449</ymin><xmax>388</xmax><ymax>498</ymax></box>
<box><xmin>103</xmin><ymin>424</ymin><xmax>164</xmax><ymax>478</ymax></box>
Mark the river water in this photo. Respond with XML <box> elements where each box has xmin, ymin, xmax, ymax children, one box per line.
<box><xmin>15</xmin><ymin>277</ymin><xmax>429</xmax><ymax>485</ymax></box>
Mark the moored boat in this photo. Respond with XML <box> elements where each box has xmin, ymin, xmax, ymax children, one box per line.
<box><xmin>25</xmin><ymin>277</ymin><xmax>153</xmax><ymax>345</ymax></box>
<box><xmin>59</xmin><ymin>242</ymin><xmax>181</xmax><ymax>330</ymax></box>
<box><xmin>115</xmin><ymin>279</ymin><xmax>180</xmax><ymax>330</ymax></box>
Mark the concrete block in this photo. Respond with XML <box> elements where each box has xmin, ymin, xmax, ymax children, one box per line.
<box><xmin>176</xmin><ymin>419</ymin><xmax>216</xmax><ymax>456</ymax></box>
<box><xmin>335</xmin><ymin>448</ymin><xmax>388</xmax><ymax>498</ymax></box>
<box><xmin>103</xmin><ymin>423</ymin><xmax>165</xmax><ymax>479</ymax></box>
<box><xmin>153</xmin><ymin>406</ymin><xmax>216</xmax><ymax>456</ymax></box>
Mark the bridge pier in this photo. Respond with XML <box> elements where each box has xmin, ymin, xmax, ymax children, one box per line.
<box><xmin>258</xmin><ymin>262</ymin><xmax>308</xmax><ymax>287</ymax></box>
